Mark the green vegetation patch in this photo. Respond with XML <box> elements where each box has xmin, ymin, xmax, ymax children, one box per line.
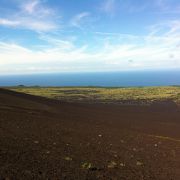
<box><xmin>8</xmin><ymin>86</ymin><xmax>180</xmax><ymax>104</ymax></box>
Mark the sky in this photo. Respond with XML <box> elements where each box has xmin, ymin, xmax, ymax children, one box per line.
<box><xmin>0</xmin><ymin>0</ymin><xmax>180</xmax><ymax>74</ymax></box>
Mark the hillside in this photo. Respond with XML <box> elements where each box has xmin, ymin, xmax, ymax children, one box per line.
<box><xmin>0</xmin><ymin>88</ymin><xmax>180</xmax><ymax>179</ymax></box>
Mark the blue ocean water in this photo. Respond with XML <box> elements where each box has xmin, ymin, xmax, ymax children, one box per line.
<box><xmin>0</xmin><ymin>70</ymin><xmax>180</xmax><ymax>87</ymax></box>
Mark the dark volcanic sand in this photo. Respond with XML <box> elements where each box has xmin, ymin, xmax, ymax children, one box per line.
<box><xmin>0</xmin><ymin>88</ymin><xmax>180</xmax><ymax>180</ymax></box>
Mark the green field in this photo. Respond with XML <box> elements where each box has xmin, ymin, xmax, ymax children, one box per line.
<box><xmin>9</xmin><ymin>86</ymin><xmax>180</xmax><ymax>105</ymax></box>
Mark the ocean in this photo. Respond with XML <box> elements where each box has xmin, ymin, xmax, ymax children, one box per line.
<box><xmin>0</xmin><ymin>70</ymin><xmax>180</xmax><ymax>87</ymax></box>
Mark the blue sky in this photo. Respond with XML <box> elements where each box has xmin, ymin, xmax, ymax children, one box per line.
<box><xmin>0</xmin><ymin>0</ymin><xmax>180</xmax><ymax>74</ymax></box>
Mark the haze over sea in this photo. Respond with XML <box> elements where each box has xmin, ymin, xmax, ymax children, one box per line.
<box><xmin>0</xmin><ymin>70</ymin><xmax>180</xmax><ymax>87</ymax></box>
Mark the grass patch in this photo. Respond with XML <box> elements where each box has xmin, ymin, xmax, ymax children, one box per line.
<box><xmin>8</xmin><ymin>86</ymin><xmax>180</xmax><ymax>104</ymax></box>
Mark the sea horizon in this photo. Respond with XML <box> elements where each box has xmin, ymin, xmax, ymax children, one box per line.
<box><xmin>0</xmin><ymin>70</ymin><xmax>180</xmax><ymax>87</ymax></box>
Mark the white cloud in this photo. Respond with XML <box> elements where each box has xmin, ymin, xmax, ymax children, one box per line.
<box><xmin>0</xmin><ymin>17</ymin><xmax>57</xmax><ymax>32</ymax></box>
<box><xmin>21</xmin><ymin>0</ymin><xmax>55</xmax><ymax>17</ymax></box>
<box><xmin>0</xmin><ymin>0</ymin><xmax>59</xmax><ymax>32</ymax></box>
<box><xmin>70</xmin><ymin>12</ymin><xmax>90</xmax><ymax>28</ymax></box>
<box><xmin>0</xmin><ymin>19</ymin><xmax>180</xmax><ymax>74</ymax></box>
<box><xmin>148</xmin><ymin>20</ymin><xmax>180</xmax><ymax>37</ymax></box>
<box><xmin>0</xmin><ymin>18</ymin><xmax>20</xmax><ymax>26</ymax></box>
<box><xmin>22</xmin><ymin>0</ymin><xmax>39</xmax><ymax>14</ymax></box>
<box><xmin>39</xmin><ymin>34</ymin><xmax>75</xmax><ymax>50</ymax></box>
<box><xmin>0</xmin><ymin>23</ymin><xmax>180</xmax><ymax>73</ymax></box>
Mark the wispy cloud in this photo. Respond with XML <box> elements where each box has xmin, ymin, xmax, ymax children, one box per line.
<box><xmin>39</xmin><ymin>34</ymin><xmax>75</xmax><ymax>50</ymax></box>
<box><xmin>0</xmin><ymin>0</ymin><xmax>180</xmax><ymax>74</ymax></box>
<box><xmin>0</xmin><ymin>20</ymin><xmax>180</xmax><ymax>74</ymax></box>
<box><xmin>0</xmin><ymin>0</ymin><xmax>59</xmax><ymax>32</ymax></box>
<box><xmin>22</xmin><ymin>0</ymin><xmax>39</xmax><ymax>14</ymax></box>
<box><xmin>100</xmin><ymin>0</ymin><xmax>116</xmax><ymax>16</ymax></box>
<box><xmin>0</xmin><ymin>18</ymin><xmax>20</xmax><ymax>26</ymax></box>
<box><xmin>148</xmin><ymin>20</ymin><xmax>180</xmax><ymax>37</ymax></box>
<box><xmin>0</xmin><ymin>17</ymin><xmax>57</xmax><ymax>32</ymax></box>
<box><xmin>21</xmin><ymin>0</ymin><xmax>55</xmax><ymax>17</ymax></box>
<box><xmin>70</xmin><ymin>12</ymin><xmax>90</xmax><ymax>28</ymax></box>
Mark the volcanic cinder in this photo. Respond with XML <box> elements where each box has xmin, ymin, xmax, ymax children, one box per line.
<box><xmin>0</xmin><ymin>88</ymin><xmax>180</xmax><ymax>180</ymax></box>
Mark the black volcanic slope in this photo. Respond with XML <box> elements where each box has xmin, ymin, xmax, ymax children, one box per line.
<box><xmin>0</xmin><ymin>88</ymin><xmax>180</xmax><ymax>180</ymax></box>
